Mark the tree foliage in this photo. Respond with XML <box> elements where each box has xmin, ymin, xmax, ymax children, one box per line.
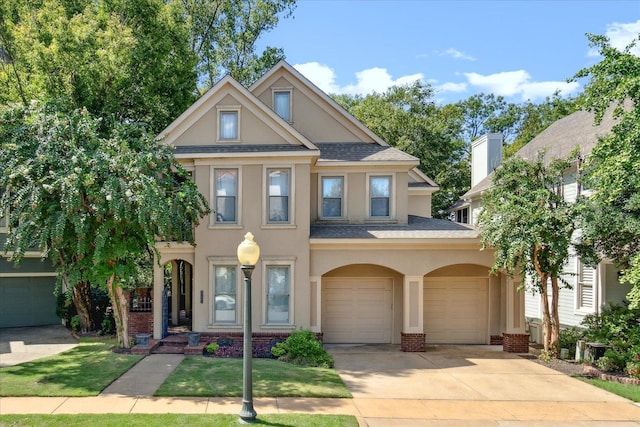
<box><xmin>572</xmin><ymin>33</ymin><xmax>640</xmax><ymax>308</ymax></box>
<box><xmin>0</xmin><ymin>0</ymin><xmax>198</xmax><ymax>133</ymax></box>
<box><xmin>180</xmin><ymin>0</ymin><xmax>296</xmax><ymax>89</ymax></box>
<box><xmin>477</xmin><ymin>151</ymin><xmax>578</xmax><ymax>355</ymax></box>
<box><xmin>0</xmin><ymin>102</ymin><xmax>210</xmax><ymax>346</ymax></box>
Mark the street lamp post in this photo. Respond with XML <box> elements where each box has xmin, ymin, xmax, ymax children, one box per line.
<box><xmin>237</xmin><ymin>232</ymin><xmax>260</xmax><ymax>424</ymax></box>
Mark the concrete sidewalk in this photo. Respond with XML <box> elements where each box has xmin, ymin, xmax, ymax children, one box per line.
<box><xmin>101</xmin><ymin>354</ymin><xmax>184</xmax><ymax>397</ymax></box>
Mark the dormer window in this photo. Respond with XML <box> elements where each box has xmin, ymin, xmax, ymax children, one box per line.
<box><xmin>273</xmin><ymin>89</ymin><xmax>291</xmax><ymax>122</ymax></box>
<box><xmin>456</xmin><ymin>208</ymin><xmax>469</xmax><ymax>224</ymax></box>
<box><xmin>217</xmin><ymin>106</ymin><xmax>240</xmax><ymax>141</ymax></box>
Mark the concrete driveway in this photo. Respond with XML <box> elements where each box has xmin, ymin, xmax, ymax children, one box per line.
<box><xmin>0</xmin><ymin>325</ymin><xmax>78</xmax><ymax>367</ymax></box>
<box><xmin>327</xmin><ymin>344</ymin><xmax>640</xmax><ymax>426</ymax></box>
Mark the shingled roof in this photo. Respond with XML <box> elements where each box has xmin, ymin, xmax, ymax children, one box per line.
<box><xmin>461</xmin><ymin>106</ymin><xmax>622</xmax><ymax>199</ymax></box>
<box><xmin>315</xmin><ymin>142</ymin><xmax>418</xmax><ymax>163</ymax></box>
<box><xmin>173</xmin><ymin>144</ymin><xmax>314</xmax><ymax>155</ymax></box>
<box><xmin>310</xmin><ymin>215</ymin><xmax>478</xmax><ymax>239</ymax></box>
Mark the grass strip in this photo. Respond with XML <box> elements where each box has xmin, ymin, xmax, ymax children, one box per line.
<box><xmin>0</xmin><ymin>338</ymin><xmax>142</xmax><ymax>397</ymax></box>
<box><xmin>155</xmin><ymin>357</ymin><xmax>352</xmax><ymax>398</ymax></box>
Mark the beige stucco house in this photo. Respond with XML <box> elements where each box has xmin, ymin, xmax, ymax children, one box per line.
<box><xmin>151</xmin><ymin>61</ymin><xmax>528</xmax><ymax>352</ymax></box>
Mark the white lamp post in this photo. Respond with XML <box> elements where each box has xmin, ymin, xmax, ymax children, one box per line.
<box><xmin>237</xmin><ymin>232</ymin><xmax>260</xmax><ymax>424</ymax></box>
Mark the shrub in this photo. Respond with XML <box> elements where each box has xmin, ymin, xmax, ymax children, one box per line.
<box><xmin>271</xmin><ymin>329</ymin><xmax>334</xmax><ymax>368</ymax></box>
<box><xmin>205</xmin><ymin>342</ymin><xmax>219</xmax><ymax>354</ymax></box>
<box><xmin>627</xmin><ymin>351</ymin><xmax>640</xmax><ymax>379</ymax></box>
<box><xmin>70</xmin><ymin>315</ymin><xmax>81</xmax><ymax>332</ymax></box>
<box><xmin>596</xmin><ymin>349</ymin><xmax>627</xmax><ymax>372</ymax></box>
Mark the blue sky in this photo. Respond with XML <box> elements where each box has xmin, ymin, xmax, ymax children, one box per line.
<box><xmin>257</xmin><ymin>0</ymin><xmax>640</xmax><ymax>105</ymax></box>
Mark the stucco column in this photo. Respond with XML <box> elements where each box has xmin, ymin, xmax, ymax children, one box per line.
<box><xmin>503</xmin><ymin>276</ymin><xmax>528</xmax><ymax>353</ymax></box>
<box><xmin>153</xmin><ymin>257</ymin><xmax>164</xmax><ymax>340</ymax></box>
<box><xmin>309</xmin><ymin>276</ymin><xmax>321</xmax><ymax>334</ymax></box>
<box><xmin>401</xmin><ymin>276</ymin><xmax>425</xmax><ymax>352</ymax></box>
<box><xmin>185</xmin><ymin>262</ymin><xmax>192</xmax><ymax>318</ymax></box>
<box><xmin>171</xmin><ymin>260</ymin><xmax>179</xmax><ymax>326</ymax></box>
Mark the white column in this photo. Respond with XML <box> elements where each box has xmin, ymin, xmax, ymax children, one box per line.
<box><xmin>153</xmin><ymin>257</ymin><xmax>164</xmax><ymax>340</ymax></box>
<box><xmin>403</xmin><ymin>276</ymin><xmax>424</xmax><ymax>333</ymax></box>
<box><xmin>171</xmin><ymin>260</ymin><xmax>179</xmax><ymax>326</ymax></box>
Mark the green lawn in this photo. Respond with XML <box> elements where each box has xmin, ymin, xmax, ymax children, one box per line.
<box><xmin>0</xmin><ymin>414</ymin><xmax>358</xmax><ymax>427</ymax></box>
<box><xmin>155</xmin><ymin>357</ymin><xmax>352</xmax><ymax>398</ymax></box>
<box><xmin>0</xmin><ymin>338</ymin><xmax>143</xmax><ymax>397</ymax></box>
<box><xmin>578</xmin><ymin>377</ymin><xmax>640</xmax><ymax>402</ymax></box>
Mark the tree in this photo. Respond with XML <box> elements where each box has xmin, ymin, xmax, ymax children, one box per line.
<box><xmin>0</xmin><ymin>103</ymin><xmax>209</xmax><ymax>347</ymax></box>
<box><xmin>0</xmin><ymin>0</ymin><xmax>198</xmax><ymax>133</ymax></box>
<box><xmin>180</xmin><ymin>0</ymin><xmax>297</xmax><ymax>89</ymax></box>
<box><xmin>333</xmin><ymin>82</ymin><xmax>468</xmax><ymax>216</ymax></box>
<box><xmin>572</xmin><ymin>33</ymin><xmax>640</xmax><ymax>307</ymax></box>
<box><xmin>477</xmin><ymin>151</ymin><xmax>578</xmax><ymax>355</ymax></box>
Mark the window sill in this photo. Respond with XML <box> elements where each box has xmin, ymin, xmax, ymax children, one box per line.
<box><xmin>207</xmin><ymin>324</ymin><xmax>242</xmax><ymax>330</ymax></box>
<box><xmin>365</xmin><ymin>218</ymin><xmax>397</xmax><ymax>224</ymax></box>
<box><xmin>261</xmin><ymin>224</ymin><xmax>297</xmax><ymax>230</ymax></box>
<box><xmin>208</xmin><ymin>224</ymin><xmax>243</xmax><ymax>230</ymax></box>
<box><xmin>260</xmin><ymin>324</ymin><xmax>296</xmax><ymax>330</ymax></box>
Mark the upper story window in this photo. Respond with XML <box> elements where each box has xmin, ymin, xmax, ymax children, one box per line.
<box><xmin>321</xmin><ymin>176</ymin><xmax>344</xmax><ymax>219</ymax></box>
<box><xmin>273</xmin><ymin>90</ymin><xmax>291</xmax><ymax>122</ymax></box>
<box><xmin>267</xmin><ymin>168</ymin><xmax>290</xmax><ymax>223</ymax></box>
<box><xmin>577</xmin><ymin>260</ymin><xmax>595</xmax><ymax>312</ymax></box>
<box><xmin>217</xmin><ymin>107</ymin><xmax>240</xmax><ymax>141</ymax></box>
<box><xmin>456</xmin><ymin>208</ymin><xmax>469</xmax><ymax>224</ymax></box>
<box><xmin>369</xmin><ymin>175</ymin><xmax>392</xmax><ymax>218</ymax></box>
<box><xmin>214</xmin><ymin>168</ymin><xmax>238</xmax><ymax>223</ymax></box>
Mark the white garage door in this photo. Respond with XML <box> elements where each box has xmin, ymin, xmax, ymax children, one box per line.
<box><xmin>322</xmin><ymin>278</ymin><xmax>392</xmax><ymax>344</ymax></box>
<box><xmin>424</xmin><ymin>278</ymin><xmax>488</xmax><ymax>344</ymax></box>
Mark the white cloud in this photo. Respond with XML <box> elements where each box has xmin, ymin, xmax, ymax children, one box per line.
<box><xmin>436</xmin><ymin>48</ymin><xmax>476</xmax><ymax>61</ymax></box>
<box><xmin>588</xmin><ymin>20</ymin><xmax>640</xmax><ymax>56</ymax></box>
<box><xmin>464</xmin><ymin>70</ymin><xmax>580</xmax><ymax>101</ymax></box>
<box><xmin>294</xmin><ymin>62</ymin><xmax>423</xmax><ymax>96</ymax></box>
<box><xmin>436</xmin><ymin>82</ymin><xmax>468</xmax><ymax>93</ymax></box>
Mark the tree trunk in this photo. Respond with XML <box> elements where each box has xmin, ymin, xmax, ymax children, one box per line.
<box><xmin>71</xmin><ymin>280</ymin><xmax>93</xmax><ymax>332</ymax></box>
<box><xmin>107</xmin><ymin>275</ymin><xmax>130</xmax><ymax>349</ymax></box>
<box><xmin>549</xmin><ymin>276</ymin><xmax>561</xmax><ymax>357</ymax></box>
<box><xmin>539</xmin><ymin>275</ymin><xmax>552</xmax><ymax>353</ymax></box>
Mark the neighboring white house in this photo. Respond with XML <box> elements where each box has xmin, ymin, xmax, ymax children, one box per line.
<box><xmin>450</xmin><ymin>110</ymin><xmax>633</xmax><ymax>343</ymax></box>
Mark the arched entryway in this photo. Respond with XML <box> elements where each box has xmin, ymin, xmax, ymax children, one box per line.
<box><xmin>321</xmin><ymin>264</ymin><xmax>403</xmax><ymax>344</ymax></box>
<box><xmin>163</xmin><ymin>259</ymin><xmax>194</xmax><ymax>335</ymax></box>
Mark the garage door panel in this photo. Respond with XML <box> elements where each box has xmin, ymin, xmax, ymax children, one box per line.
<box><xmin>0</xmin><ymin>277</ymin><xmax>59</xmax><ymax>328</ymax></box>
<box><xmin>323</xmin><ymin>278</ymin><xmax>392</xmax><ymax>344</ymax></box>
<box><xmin>424</xmin><ymin>278</ymin><xmax>488</xmax><ymax>344</ymax></box>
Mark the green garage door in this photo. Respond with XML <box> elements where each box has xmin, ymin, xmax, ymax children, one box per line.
<box><xmin>0</xmin><ymin>276</ymin><xmax>59</xmax><ymax>328</ymax></box>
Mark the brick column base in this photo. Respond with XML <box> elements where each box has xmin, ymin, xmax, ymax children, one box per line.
<box><xmin>502</xmin><ymin>333</ymin><xmax>530</xmax><ymax>353</ymax></box>
<box><xmin>401</xmin><ymin>332</ymin><xmax>425</xmax><ymax>352</ymax></box>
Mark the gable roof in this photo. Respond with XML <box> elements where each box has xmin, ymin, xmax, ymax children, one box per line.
<box><xmin>250</xmin><ymin>60</ymin><xmax>390</xmax><ymax>147</ymax></box>
<box><xmin>460</xmin><ymin>106</ymin><xmax>621</xmax><ymax>200</ymax></box>
<box><xmin>315</xmin><ymin>142</ymin><xmax>418</xmax><ymax>165</ymax></box>
<box><xmin>158</xmin><ymin>74</ymin><xmax>318</xmax><ymax>152</ymax></box>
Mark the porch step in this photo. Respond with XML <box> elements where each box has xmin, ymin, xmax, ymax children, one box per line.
<box><xmin>151</xmin><ymin>344</ymin><xmax>186</xmax><ymax>354</ymax></box>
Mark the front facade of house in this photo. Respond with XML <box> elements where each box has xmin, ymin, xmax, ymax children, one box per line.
<box><xmin>152</xmin><ymin>61</ymin><xmax>528</xmax><ymax>351</ymax></box>
<box><xmin>450</xmin><ymin>111</ymin><xmax>633</xmax><ymax>342</ymax></box>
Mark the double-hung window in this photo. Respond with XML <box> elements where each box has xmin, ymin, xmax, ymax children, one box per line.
<box><xmin>321</xmin><ymin>176</ymin><xmax>344</xmax><ymax>218</ymax></box>
<box><xmin>218</xmin><ymin>108</ymin><xmax>240</xmax><ymax>141</ymax></box>
<box><xmin>214</xmin><ymin>168</ymin><xmax>238</xmax><ymax>223</ymax></box>
<box><xmin>577</xmin><ymin>260</ymin><xmax>595</xmax><ymax>311</ymax></box>
<box><xmin>369</xmin><ymin>175</ymin><xmax>392</xmax><ymax>218</ymax></box>
<box><xmin>273</xmin><ymin>90</ymin><xmax>291</xmax><ymax>122</ymax></box>
<box><xmin>212</xmin><ymin>265</ymin><xmax>238</xmax><ymax>324</ymax></box>
<box><xmin>267</xmin><ymin>168</ymin><xmax>290</xmax><ymax>223</ymax></box>
<box><xmin>265</xmin><ymin>265</ymin><xmax>291</xmax><ymax>324</ymax></box>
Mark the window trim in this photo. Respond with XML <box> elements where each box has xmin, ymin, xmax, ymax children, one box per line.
<box><xmin>263</xmin><ymin>166</ymin><xmax>295</xmax><ymax>227</ymax></box>
<box><xmin>216</xmin><ymin>106</ymin><xmax>241</xmax><ymax>142</ymax></box>
<box><xmin>575</xmin><ymin>258</ymin><xmax>596</xmax><ymax>314</ymax></box>
<box><xmin>366</xmin><ymin>173</ymin><xmax>395</xmax><ymax>220</ymax></box>
<box><xmin>318</xmin><ymin>174</ymin><xmax>346</xmax><ymax>220</ymax></box>
<box><xmin>272</xmin><ymin>88</ymin><xmax>293</xmax><ymax>123</ymax></box>
<box><xmin>210</xmin><ymin>167</ymin><xmax>241</xmax><ymax>227</ymax></box>
<box><xmin>208</xmin><ymin>257</ymin><xmax>242</xmax><ymax>327</ymax></box>
<box><xmin>261</xmin><ymin>256</ymin><xmax>295</xmax><ymax>327</ymax></box>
